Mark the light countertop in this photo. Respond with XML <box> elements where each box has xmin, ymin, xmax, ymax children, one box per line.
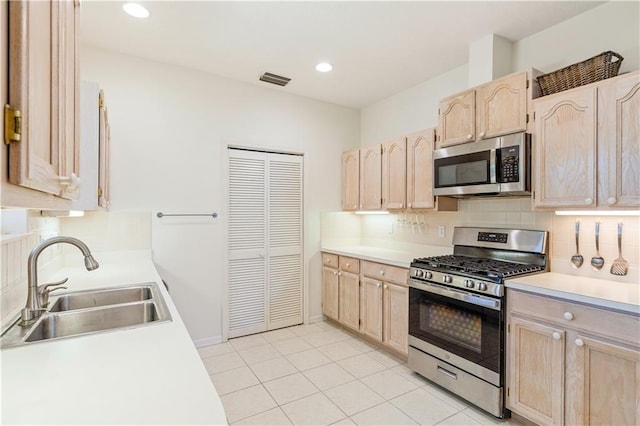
<box><xmin>321</xmin><ymin>244</ymin><xmax>452</xmax><ymax>268</ymax></box>
<box><xmin>506</xmin><ymin>272</ymin><xmax>640</xmax><ymax>315</ymax></box>
<box><xmin>1</xmin><ymin>250</ymin><xmax>227</xmax><ymax>425</ymax></box>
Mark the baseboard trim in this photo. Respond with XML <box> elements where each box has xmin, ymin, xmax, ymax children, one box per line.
<box><xmin>193</xmin><ymin>335</ymin><xmax>223</xmax><ymax>348</ymax></box>
<box><xmin>309</xmin><ymin>315</ymin><xmax>325</xmax><ymax>324</ymax></box>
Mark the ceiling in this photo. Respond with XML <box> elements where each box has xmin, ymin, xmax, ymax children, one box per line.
<box><xmin>80</xmin><ymin>1</ymin><xmax>604</xmax><ymax>109</ymax></box>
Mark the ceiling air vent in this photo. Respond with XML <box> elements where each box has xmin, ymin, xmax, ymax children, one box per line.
<box><xmin>259</xmin><ymin>72</ymin><xmax>291</xmax><ymax>87</ymax></box>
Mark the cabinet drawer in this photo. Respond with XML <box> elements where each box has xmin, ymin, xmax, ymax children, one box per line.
<box><xmin>509</xmin><ymin>290</ymin><xmax>640</xmax><ymax>347</ymax></box>
<box><xmin>362</xmin><ymin>261</ymin><xmax>408</xmax><ymax>286</ymax></box>
<box><xmin>339</xmin><ymin>256</ymin><xmax>360</xmax><ymax>274</ymax></box>
<box><xmin>322</xmin><ymin>253</ymin><xmax>339</xmax><ymax>268</ymax></box>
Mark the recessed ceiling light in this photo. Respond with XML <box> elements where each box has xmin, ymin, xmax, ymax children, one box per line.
<box><xmin>315</xmin><ymin>62</ymin><xmax>333</xmax><ymax>73</ymax></box>
<box><xmin>123</xmin><ymin>3</ymin><xmax>150</xmax><ymax>19</ymax></box>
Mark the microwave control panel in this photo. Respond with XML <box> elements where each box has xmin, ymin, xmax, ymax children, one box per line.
<box><xmin>498</xmin><ymin>145</ymin><xmax>520</xmax><ymax>183</ymax></box>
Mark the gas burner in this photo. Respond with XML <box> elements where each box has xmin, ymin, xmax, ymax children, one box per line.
<box><xmin>411</xmin><ymin>255</ymin><xmax>543</xmax><ymax>281</ymax></box>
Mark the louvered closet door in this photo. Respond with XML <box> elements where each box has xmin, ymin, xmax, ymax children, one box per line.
<box><xmin>267</xmin><ymin>154</ymin><xmax>303</xmax><ymax>330</ymax></box>
<box><xmin>228</xmin><ymin>149</ymin><xmax>303</xmax><ymax>338</ymax></box>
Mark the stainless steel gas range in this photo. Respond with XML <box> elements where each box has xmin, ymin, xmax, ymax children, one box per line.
<box><xmin>407</xmin><ymin>227</ymin><xmax>548</xmax><ymax>418</ymax></box>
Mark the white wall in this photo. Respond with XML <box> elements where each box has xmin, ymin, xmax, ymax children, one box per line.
<box><xmin>79</xmin><ymin>46</ymin><xmax>360</xmax><ymax>343</ymax></box>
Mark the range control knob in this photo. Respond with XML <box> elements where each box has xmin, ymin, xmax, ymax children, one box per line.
<box><xmin>425</xmin><ymin>271</ymin><xmax>433</xmax><ymax>279</ymax></box>
<box><xmin>415</xmin><ymin>269</ymin><xmax>424</xmax><ymax>278</ymax></box>
<box><xmin>478</xmin><ymin>282</ymin><xmax>488</xmax><ymax>291</ymax></box>
<box><xmin>464</xmin><ymin>280</ymin><xmax>475</xmax><ymax>289</ymax></box>
<box><xmin>443</xmin><ymin>275</ymin><xmax>452</xmax><ymax>284</ymax></box>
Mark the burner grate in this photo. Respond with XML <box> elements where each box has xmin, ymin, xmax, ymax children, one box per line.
<box><xmin>412</xmin><ymin>255</ymin><xmax>543</xmax><ymax>280</ymax></box>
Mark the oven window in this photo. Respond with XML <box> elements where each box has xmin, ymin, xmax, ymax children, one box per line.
<box><xmin>422</xmin><ymin>304</ymin><xmax>482</xmax><ymax>353</ymax></box>
<box><xmin>409</xmin><ymin>287</ymin><xmax>502</xmax><ymax>375</ymax></box>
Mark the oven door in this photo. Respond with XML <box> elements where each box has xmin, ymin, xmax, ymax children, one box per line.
<box><xmin>408</xmin><ymin>278</ymin><xmax>503</xmax><ymax>386</ymax></box>
<box><xmin>433</xmin><ymin>137</ymin><xmax>500</xmax><ymax>196</ymax></box>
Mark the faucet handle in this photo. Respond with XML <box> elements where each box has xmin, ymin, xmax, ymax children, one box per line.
<box><xmin>38</xmin><ymin>277</ymin><xmax>69</xmax><ymax>308</ymax></box>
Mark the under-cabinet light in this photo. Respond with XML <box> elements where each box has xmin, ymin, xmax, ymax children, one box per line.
<box><xmin>555</xmin><ymin>210</ymin><xmax>640</xmax><ymax>216</ymax></box>
<box><xmin>355</xmin><ymin>211</ymin><xmax>390</xmax><ymax>215</ymax></box>
<box><xmin>123</xmin><ymin>3</ymin><xmax>150</xmax><ymax>19</ymax></box>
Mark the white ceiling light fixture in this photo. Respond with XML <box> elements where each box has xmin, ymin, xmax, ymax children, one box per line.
<box><xmin>123</xmin><ymin>3</ymin><xmax>150</xmax><ymax>19</ymax></box>
<box><xmin>315</xmin><ymin>62</ymin><xmax>333</xmax><ymax>73</ymax></box>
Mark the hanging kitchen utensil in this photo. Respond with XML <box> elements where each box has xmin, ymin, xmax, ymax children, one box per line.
<box><xmin>590</xmin><ymin>221</ymin><xmax>605</xmax><ymax>271</ymax></box>
<box><xmin>610</xmin><ymin>221</ymin><xmax>629</xmax><ymax>276</ymax></box>
<box><xmin>571</xmin><ymin>220</ymin><xmax>584</xmax><ymax>268</ymax></box>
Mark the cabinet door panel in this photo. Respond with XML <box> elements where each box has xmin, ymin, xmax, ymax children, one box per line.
<box><xmin>322</xmin><ymin>267</ymin><xmax>339</xmax><ymax>320</ymax></box>
<box><xmin>382</xmin><ymin>139</ymin><xmax>406</xmax><ymax>210</ymax></box>
<box><xmin>477</xmin><ymin>72</ymin><xmax>527</xmax><ymax>139</ymax></box>
<box><xmin>359</xmin><ymin>145</ymin><xmax>382</xmax><ymax>210</ymax></box>
<box><xmin>406</xmin><ymin>129</ymin><xmax>436</xmax><ymax>209</ymax></box>
<box><xmin>612</xmin><ymin>75</ymin><xmax>640</xmax><ymax>207</ymax></box>
<box><xmin>342</xmin><ymin>149</ymin><xmax>360</xmax><ymax>211</ymax></box>
<box><xmin>438</xmin><ymin>90</ymin><xmax>475</xmax><ymax>148</ymax></box>
<box><xmin>508</xmin><ymin>317</ymin><xmax>565</xmax><ymax>425</ymax></box>
<box><xmin>533</xmin><ymin>87</ymin><xmax>597</xmax><ymax>208</ymax></box>
<box><xmin>339</xmin><ymin>271</ymin><xmax>360</xmax><ymax>331</ymax></box>
<box><xmin>8</xmin><ymin>0</ymin><xmax>60</xmax><ymax>195</ymax></box>
<box><xmin>383</xmin><ymin>283</ymin><xmax>408</xmax><ymax>355</ymax></box>
<box><xmin>360</xmin><ymin>277</ymin><xmax>383</xmax><ymax>342</ymax></box>
<box><xmin>568</xmin><ymin>335</ymin><xmax>640</xmax><ymax>426</ymax></box>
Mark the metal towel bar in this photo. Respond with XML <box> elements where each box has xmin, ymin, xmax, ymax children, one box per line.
<box><xmin>156</xmin><ymin>212</ymin><xmax>218</xmax><ymax>218</ymax></box>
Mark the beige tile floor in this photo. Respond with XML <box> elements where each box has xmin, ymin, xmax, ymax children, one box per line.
<box><xmin>198</xmin><ymin>321</ymin><xmax>523</xmax><ymax>426</ymax></box>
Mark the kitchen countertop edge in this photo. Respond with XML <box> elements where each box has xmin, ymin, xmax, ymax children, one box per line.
<box><xmin>506</xmin><ymin>272</ymin><xmax>640</xmax><ymax>315</ymax></box>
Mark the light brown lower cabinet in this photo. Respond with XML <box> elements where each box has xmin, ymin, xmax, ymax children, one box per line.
<box><xmin>321</xmin><ymin>252</ymin><xmax>409</xmax><ymax>356</ymax></box>
<box><xmin>321</xmin><ymin>253</ymin><xmax>360</xmax><ymax>332</ymax></box>
<box><xmin>507</xmin><ymin>289</ymin><xmax>640</xmax><ymax>426</ymax></box>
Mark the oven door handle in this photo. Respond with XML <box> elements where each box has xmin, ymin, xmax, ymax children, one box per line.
<box><xmin>409</xmin><ymin>279</ymin><xmax>501</xmax><ymax>311</ymax></box>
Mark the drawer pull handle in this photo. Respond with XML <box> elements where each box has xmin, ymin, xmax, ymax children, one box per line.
<box><xmin>552</xmin><ymin>332</ymin><xmax>561</xmax><ymax>340</ymax></box>
<box><xmin>563</xmin><ymin>312</ymin><xmax>574</xmax><ymax>321</ymax></box>
<box><xmin>437</xmin><ymin>365</ymin><xmax>457</xmax><ymax>380</ymax></box>
<box><xmin>575</xmin><ymin>338</ymin><xmax>584</xmax><ymax>347</ymax></box>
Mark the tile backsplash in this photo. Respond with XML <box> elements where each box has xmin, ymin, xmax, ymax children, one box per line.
<box><xmin>322</xmin><ymin>197</ymin><xmax>640</xmax><ymax>284</ymax></box>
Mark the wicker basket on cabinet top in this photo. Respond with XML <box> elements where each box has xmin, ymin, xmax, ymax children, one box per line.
<box><xmin>537</xmin><ymin>51</ymin><xmax>623</xmax><ymax>96</ymax></box>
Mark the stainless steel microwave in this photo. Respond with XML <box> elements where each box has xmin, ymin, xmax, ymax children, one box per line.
<box><xmin>433</xmin><ymin>133</ymin><xmax>531</xmax><ymax>197</ymax></box>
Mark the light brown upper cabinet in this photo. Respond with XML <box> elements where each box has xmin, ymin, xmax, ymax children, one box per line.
<box><xmin>406</xmin><ymin>129</ymin><xmax>457</xmax><ymax>211</ymax></box>
<box><xmin>359</xmin><ymin>145</ymin><xmax>382</xmax><ymax>211</ymax></box>
<box><xmin>382</xmin><ymin>138</ymin><xmax>406</xmax><ymax>210</ymax></box>
<box><xmin>437</xmin><ymin>71</ymin><xmax>531</xmax><ymax>149</ymax></box>
<box><xmin>533</xmin><ymin>71</ymin><xmax>640</xmax><ymax>209</ymax></box>
<box><xmin>4</xmin><ymin>0</ymin><xmax>80</xmax><ymax>206</ymax></box>
<box><xmin>341</xmin><ymin>148</ymin><xmax>359</xmax><ymax>211</ymax></box>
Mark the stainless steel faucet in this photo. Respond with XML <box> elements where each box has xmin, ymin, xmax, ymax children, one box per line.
<box><xmin>20</xmin><ymin>236</ymin><xmax>99</xmax><ymax>326</ymax></box>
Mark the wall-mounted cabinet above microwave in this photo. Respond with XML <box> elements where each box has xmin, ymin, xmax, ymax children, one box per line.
<box><xmin>433</xmin><ymin>133</ymin><xmax>531</xmax><ymax>198</ymax></box>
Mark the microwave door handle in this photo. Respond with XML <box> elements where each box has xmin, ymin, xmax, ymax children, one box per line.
<box><xmin>489</xmin><ymin>148</ymin><xmax>497</xmax><ymax>184</ymax></box>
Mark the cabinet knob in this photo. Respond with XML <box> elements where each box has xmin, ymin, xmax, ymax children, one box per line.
<box><xmin>607</xmin><ymin>197</ymin><xmax>617</xmax><ymax>205</ymax></box>
<box><xmin>575</xmin><ymin>338</ymin><xmax>584</xmax><ymax>347</ymax></box>
<box><xmin>552</xmin><ymin>332</ymin><xmax>561</xmax><ymax>340</ymax></box>
<box><xmin>563</xmin><ymin>312</ymin><xmax>574</xmax><ymax>321</ymax></box>
<box><xmin>584</xmin><ymin>198</ymin><xmax>593</xmax><ymax>205</ymax></box>
<box><xmin>353</xmin><ymin>204</ymin><xmax>357</xmax><ymax>209</ymax></box>
<box><xmin>466</xmin><ymin>134</ymin><xmax>473</xmax><ymax>140</ymax></box>
<box><xmin>325</xmin><ymin>258</ymin><xmax>331</xmax><ymax>263</ymax></box>
<box><xmin>376</xmin><ymin>282</ymin><xmax>381</xmax><ymax>288</ymax></box>
<box><xmin>346</xmin><ymin>262</ymin><xmax>350</xmax><ymax>267</ymax></box>
<box><xmin>383</xmin><ymin>285</ymin><xmax>388</xmax><ymax>289</ymax></box>
<box><xmin>408</xmin><ymin>203</ymin><xmax>412</xmax><ymax>208</ymax></box>
<box><xmin>379</xmin><ymin>270</ymin><xmax>385</xmax><ymax>276</ymax></box>
<box><xmin>333</xmin><ymin>271</ymin><xmax>338</xmax><ymax>276</ymax></box>
<box><xmin>479</xmin><ymin>131</ymin><xmax>485</xmax><ymax>138</ymax></box>
<box><xmin>338</xmin><ymin>272</ymin><xmax>342</xmax><ymax>276</ymax></box>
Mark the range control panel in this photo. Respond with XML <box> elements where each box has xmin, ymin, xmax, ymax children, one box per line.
<box><xmin>477</xmin><ymin>232</ymin><xmax>508</xmax><ymax>244</ymax></box>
